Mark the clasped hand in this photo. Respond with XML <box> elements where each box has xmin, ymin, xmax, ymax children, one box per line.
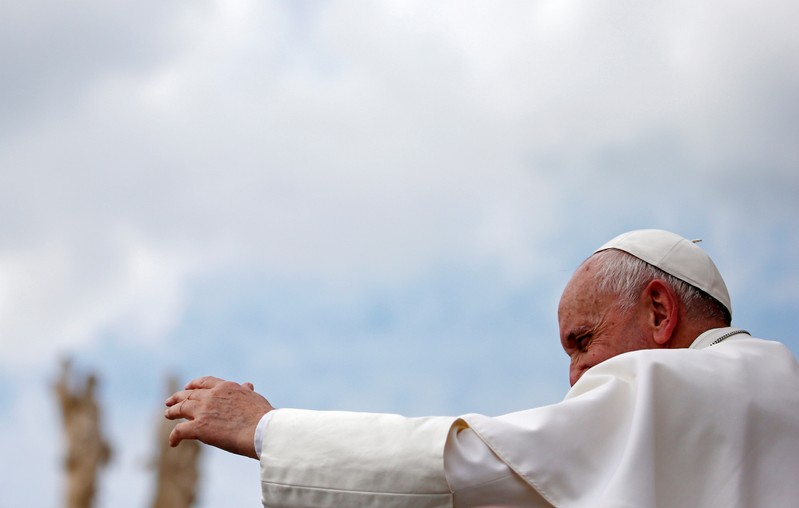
<box><xmin>164</xmin><ymin>376</ymin><xmax>273</xmax><ymax>459</ymax></box>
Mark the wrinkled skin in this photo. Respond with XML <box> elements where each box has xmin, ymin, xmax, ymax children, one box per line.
<box><xmin>556</xmin><ymin>255</ymin><xmax>694</xmax><ymax>386</ymax></box>
<box><xmin>164</xmin><ymin>376</ymin><xmax>273</xmax><ymax>459</ymax></box>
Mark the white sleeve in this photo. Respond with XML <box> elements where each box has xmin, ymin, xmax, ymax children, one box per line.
<box><xmin>257</xmin><ymin>409</ymin><xmax>549</xmax><ymax>507</ymax></box>
<box><xmin>445</xmin><ymin>421</ymin><xmax>552</xmax><ymax>507</ymax></box>
<box><xmin>254</xmin><ymin>410</ymin><xmax>276</xmax><ymax>458</ymax></box>
<box><xmin>260</xmin><ymin>409</ymin><xmax>455</xmax><ymax>507</ymax></box>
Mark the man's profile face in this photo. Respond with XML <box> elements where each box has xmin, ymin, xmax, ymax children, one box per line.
<box><xmin>558</xmin><ymin>257</ymin><xmax>652</xmax><ymax>386</ymax></box>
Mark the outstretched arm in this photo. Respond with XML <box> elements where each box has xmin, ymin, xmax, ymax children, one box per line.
<box><xmin>164</xmin><ymin>376</ymin><xmax>273</xmax><ymax>459</ymax></box>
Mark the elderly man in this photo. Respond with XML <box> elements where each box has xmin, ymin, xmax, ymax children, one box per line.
<box><xmin>165</xmin><ymin>229</ymin><xmax>799</xmax><ymax>507</ymax></box>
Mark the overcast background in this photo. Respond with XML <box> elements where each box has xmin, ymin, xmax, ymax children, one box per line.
<box><xmin>1</xmin><ymin>0</ymin><xmax>798</xmax><ymax>506</ymax></box>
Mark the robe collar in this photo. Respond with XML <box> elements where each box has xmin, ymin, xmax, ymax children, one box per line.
<box><xmin>689</xmin><ymin>327</ymin><xmax>750</xmax><ymax>350</ymax></box>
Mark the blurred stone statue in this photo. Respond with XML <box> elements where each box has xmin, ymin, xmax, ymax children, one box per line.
<box><xmin>54</xmin><ymin>359</ymin><xmax>112</xmax><ymax>508</ymax></box>
<box><xmin>151</xmin><ymin>376</ymin><xmax>202</xmax><ymax>508</ymax></box>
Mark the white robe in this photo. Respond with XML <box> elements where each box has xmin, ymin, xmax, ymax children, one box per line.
<box><xmin>259</xmin><ymin>328</ymin><xmax>799</xmax><ymax>507</ymax></box>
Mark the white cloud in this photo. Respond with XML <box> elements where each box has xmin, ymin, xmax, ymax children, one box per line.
<box><xmin>0</xmin><ymin>230</ymin><xmax>194</xmax><ymax>369</ymax></box>
<box><xmin>1</xmin><ymin>0</ymin><xmax>797</xmax><ymax>364</ymax></box>
<box><xmin>1</xmin><ymin>1</ymin><xmax>798</xmax><ymax>506</ymax></box>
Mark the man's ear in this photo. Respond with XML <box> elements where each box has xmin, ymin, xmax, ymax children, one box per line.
<box><xmin>645</xmin><ymin>279</ymin><xmax>679</xmax><ymax>346</ymax></box>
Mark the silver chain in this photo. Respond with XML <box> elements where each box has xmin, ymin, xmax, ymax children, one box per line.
<box><xmin>710</xmin><ymin>329</ymin><xmax>750</xmax><ymax>346</ymax></box>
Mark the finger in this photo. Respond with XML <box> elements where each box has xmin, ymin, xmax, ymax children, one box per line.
<box><xmin>164</xmin><ymin>398</ymin><xmax>198</xmax><ymax>420</ymax></box>
<box><xmin>168</xmin><ymin>420</ymin><xmax>197</xmax><ymax>447</ymax></box>
<box><xmin>242</xmin><ymin>382</ymin><xmax>254</xmax><ymax>391</ymax></box>
<box><xmin>184</xmin><ymin>375</ymin><xmax>225</xmax><ymax>390</ymax></box>
<box><xmin>165</xmin><ymin>389</ymin><xmax>195</xmax><ymax>407</ymax></box>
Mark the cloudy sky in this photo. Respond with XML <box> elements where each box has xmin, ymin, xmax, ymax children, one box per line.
<box><xmin>2</xmin><ymin>0</ymin><xmax>798</xmax><ymax>506</ymax></box>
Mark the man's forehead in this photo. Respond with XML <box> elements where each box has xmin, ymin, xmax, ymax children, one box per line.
<box><xmin>562</xmin><ymin>256</ymin><xmax>601</xmax><ymax>293</ymax></box>
<box><xmin>559</xmin><ymin>260</ymin><xmax>603</xmax><ymax>312</ymax></box>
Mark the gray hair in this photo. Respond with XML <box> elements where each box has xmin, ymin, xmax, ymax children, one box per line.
<box><xmin>590</xmin><ymin>249</ymin><xmax>731</xmax><ymax>325</ymax></box>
